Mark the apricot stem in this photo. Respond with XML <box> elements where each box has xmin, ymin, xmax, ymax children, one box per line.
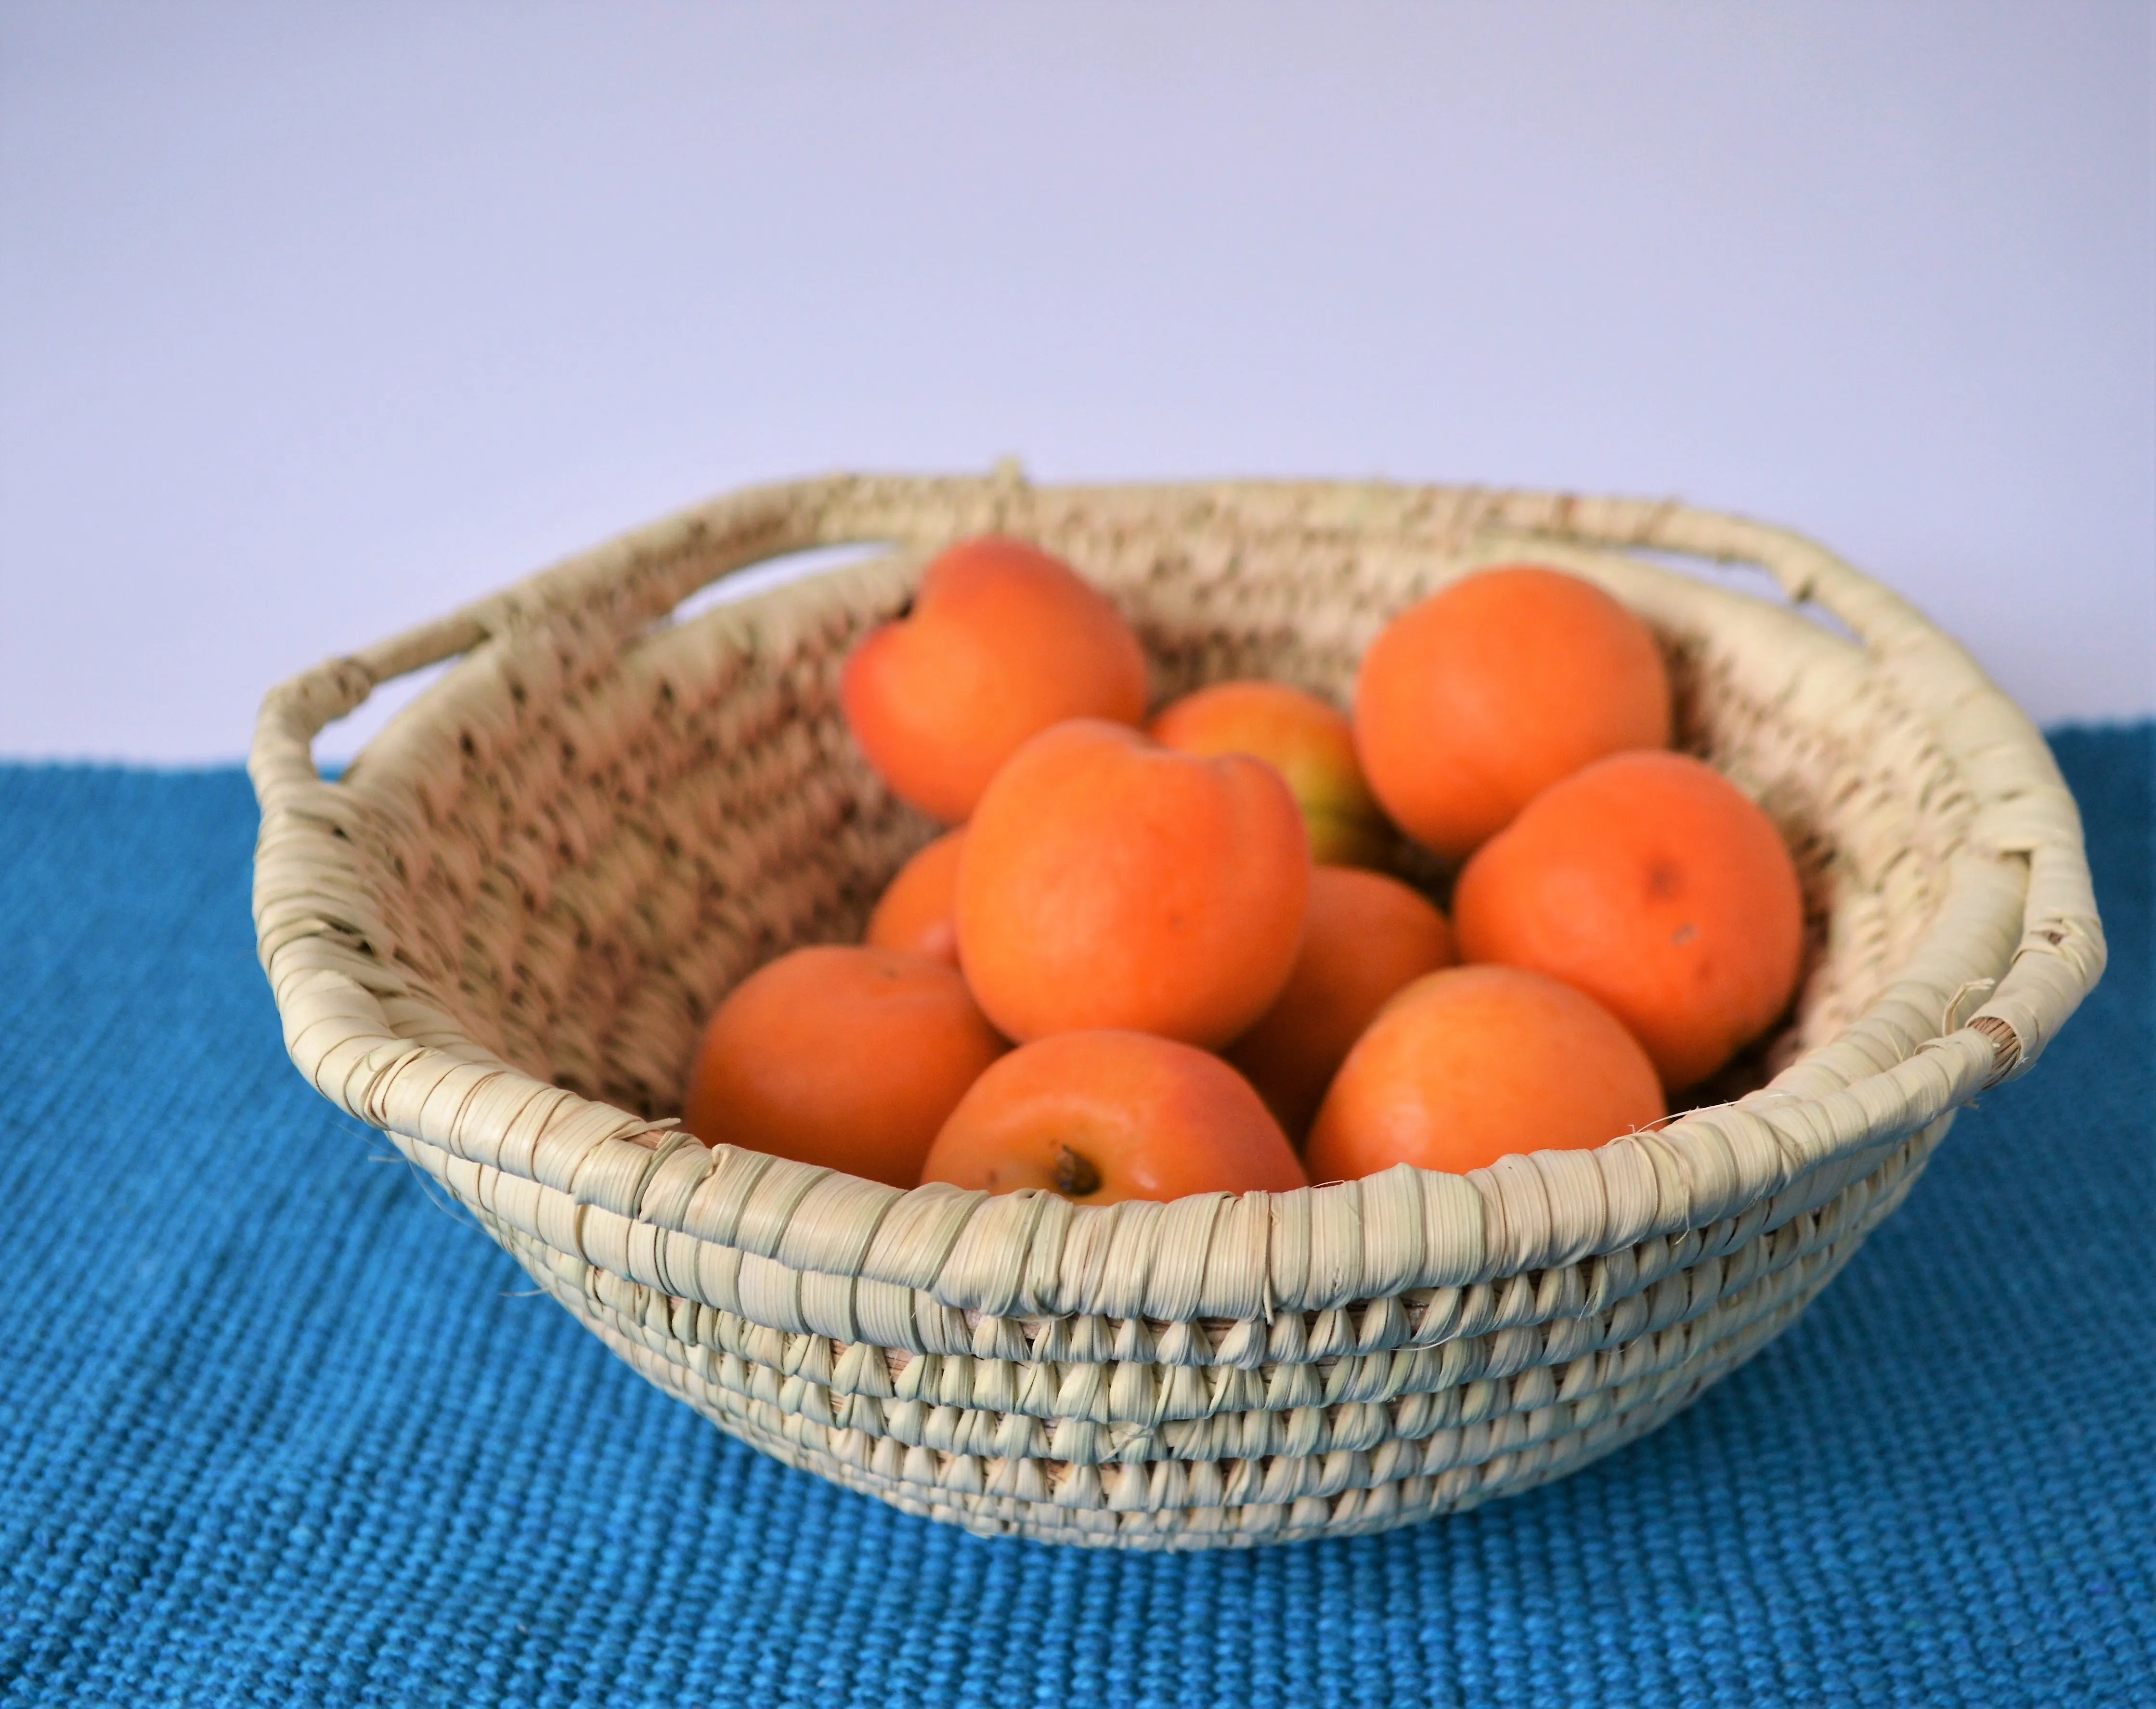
<box><xmin>1053</xmin><ymin>1145</ymin><xmax>1103</xmax><ymax>1198</ymax></box>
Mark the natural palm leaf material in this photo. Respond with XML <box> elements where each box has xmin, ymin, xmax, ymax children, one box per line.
<box><xmin>251</xmin><ymin>470</ymin><xmax>2104</xmax><ymax>1548</ymax></box>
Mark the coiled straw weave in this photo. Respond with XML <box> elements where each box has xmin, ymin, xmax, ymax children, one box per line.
<box><xmin>251</xmin><ymin>469</ymin><xmax>2104</xmax><ymax>1548</ymax></box>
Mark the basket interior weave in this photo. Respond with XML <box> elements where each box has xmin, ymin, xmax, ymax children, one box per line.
<box><xmin>335</xmin><ymin>534</ymin><xmax>1969</xmax><ymax>1135</ymax></box>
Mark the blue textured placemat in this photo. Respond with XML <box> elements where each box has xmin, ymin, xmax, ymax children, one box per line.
<box><xmin>0</xmin><ymin>728</ymin><xmax>2149</xmax><ymax>1708</ymax></box>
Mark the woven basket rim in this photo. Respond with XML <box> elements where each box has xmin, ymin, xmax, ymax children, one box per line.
<box><xmin>249</xmin><ymin>469</ymin><xmax>2107</xmax><ymax>1323</ymax></box>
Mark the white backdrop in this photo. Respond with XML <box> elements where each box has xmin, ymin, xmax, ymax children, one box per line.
<box><xmin>2</xmin><ymin>2</ymin><xmax>2149</xmax><ymax>762</ymax></box>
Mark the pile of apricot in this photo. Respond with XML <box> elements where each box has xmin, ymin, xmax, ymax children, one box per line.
<box><xmin>684</xmin><ymin>537</ymin><xmax>1805</xmax><ymax>1204</ymax></box>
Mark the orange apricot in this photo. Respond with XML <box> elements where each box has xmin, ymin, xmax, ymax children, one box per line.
<box><xmin>1150</xmin><ymin>679</ymin><xmax>1392</xmax><ymax>867</ymax></box>
<box><xmin>865</xmin><ymin>829</ymin><xmax>965</xmax><ymax>965</ymax></box>
<box><xmin>1453</xmin><ymin>750</ymin><xmax>1805</xmax><ymax>1090</ymax></box>
<box><xmin>1304</xmin><ymin>965</ymin><xmax>1664</xmax><ymax>1179</ymax></box>
<box><xmin>683</xmin><ymin>945</ymin><xmax>1007</xmax><ymax>1189</ymax></box>
<box><xmin>840</xmin><ymin>535</ymin><xmax>1149</xmax><ymax>824</ymax></box>
<box><xmin>1353</xmin><ymin>565</ymin><xmax>1672</xmax><ymax>859</ymax></box>
<box><xmin>1225</xmin><ymin>865</ymin><xmax>1456</xmax><ymax>1137</ymax></box>
<box><xmin>920</xmin><ymin>1030</ymin><xmax>1308</xmax><ymax>1203</ymax></box>
<box><xmin>956</xmin><ymin>719</ymin><xmax>1311</xmax><ymax>1047</ymax></box>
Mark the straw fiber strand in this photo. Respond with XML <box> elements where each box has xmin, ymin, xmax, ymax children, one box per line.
<box><xmin>249</xmin><ymin>470</ymin><xmax>2104</xmax><ymax>1547</ymax></box>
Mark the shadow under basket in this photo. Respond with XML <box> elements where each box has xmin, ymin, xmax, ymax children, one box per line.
<box><xmin>251</xmin><ymin>470</ymin><xmax>2105</xmax><ymax>1549</ymax></box>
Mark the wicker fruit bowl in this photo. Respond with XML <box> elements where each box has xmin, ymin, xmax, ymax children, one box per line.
<box><xmin>251</xmin><ymin>469</ymin><xmax>2104</xmax><ymax>1549</ymax></box>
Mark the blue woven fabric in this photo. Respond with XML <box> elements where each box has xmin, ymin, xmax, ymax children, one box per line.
<box><xmin>0</xmin><ymin>728</ymin><xmax>2148</xmax><ymax>1708</ymax></box>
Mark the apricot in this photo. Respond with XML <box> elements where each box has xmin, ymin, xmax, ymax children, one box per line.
<box><xmin>1354</xmin><ymin>565</ymin><xmax>1672</xmax><ymax>859</ymax></box>
<box><xmin>1453</xmin><ymin>750</ymin><xmax>1805</xmax><ymax>1091</ymax></box>
<box><xmin>683</xmin><ymin>945</ymin><xmax>1007</xmax><ymax>1189</ymax></box>
<box><xmin>865</xmin><ymin>829</ymin><xmax>965</xmax><ymax>965</ymax></box>
<box><xmin>1225</xmin><ymin>865</ymin><xmax>1456</xmax><ymax>1137</ymax></box>
<box><xmin>920</xmin><ymin>1030</ymin><xmax>1308</xmax><ymax>1203</ymax></box>
<box><xmin>957</xmin><ymin>719</ymin><xmax>1311</xmax><ymax>1047</ymax></box>
<box><xmin>1150</xmin><ymin>679</ymin><xmax>1391</xmax><ymax>867</ymax></box>
<box><xmin>1305</xmin><ymin>965</ymin><xmax>1664</xmax><ymax>1180</ymax></box>
<box><xmin>840</xmin><ymin>535</ymin><xmax>1149</xmax><ymax>823</ymax></box>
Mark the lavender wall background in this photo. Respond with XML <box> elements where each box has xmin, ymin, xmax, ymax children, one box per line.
<box><xmin>2</xmin><ymin>2</ymin><xmax>2149</xmax><ymax>762</ymax></box>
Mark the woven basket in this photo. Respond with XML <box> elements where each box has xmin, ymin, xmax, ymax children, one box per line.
<box><xmin>251</xmin><ymin>469</ymin><xmax>2105</xmax><ymax>1549</ymax></box>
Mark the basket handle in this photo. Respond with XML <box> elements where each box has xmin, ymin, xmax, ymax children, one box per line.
<box><xmin>248</xmin><ymin>462</ymin><xmax>1054</xmax><ymax>786</ymax></box>
<box><xmin>247</xmin><ymin>476</ymin><xmax>891</xmax><ymax>794</ymax></box>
